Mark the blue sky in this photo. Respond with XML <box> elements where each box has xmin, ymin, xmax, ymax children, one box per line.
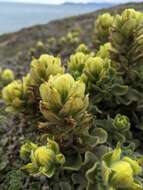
<box><xmin>0</xmin><ymin>0</ymin><xmax>142</xmax><ymax>4</ymax></box>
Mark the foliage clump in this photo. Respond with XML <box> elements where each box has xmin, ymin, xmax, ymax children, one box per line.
<box><xmin>1</xmin><ymin>8</ymin><xmax>143</xmax><ymax>190</ymax></box>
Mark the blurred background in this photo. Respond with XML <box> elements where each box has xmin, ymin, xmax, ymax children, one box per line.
<box><xmin>0</xmin><ymin>0</ymin><xmax>142</xmax><ymax>34</ymax></box>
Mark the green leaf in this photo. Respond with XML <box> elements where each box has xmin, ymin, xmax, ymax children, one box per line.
<box><xmin>83</xmin><ymin>151</ymin><xmax>97</xmax><ymax>166</ymax></box>
<box><xmin>86</xmin><ymin>162</ymin><xmax>98</xmax><ymax>184</ymax></box>
<box><xmin>125</xmin><ymin>88</ymin><xmax>142</xmax><ymax>105</ymax></box>
<box><xmin>0</xmin><ymin>160</ymin><xmax>8</xmax><ymax>171</ymax></box>
<box><xmin>60</xmin><ymin>182</ymin><xmax>71</xmax><ymax>190</ymax></box>
<box><xmin>79</xmin><ymin>127</ymin><xmax>107</xmax><ymax>148</ymax></box>
<box><xmin>111</xmin><ymin>84</ymin><xmax>128</xmax><ymax>96</ymax></box>
<box><xmin>64</xmin><ymin>152</ymin><xmax>82</xmax><ymax>171</ymax></box>
<box><xmin>92</xmin><ymin>128</ymin><xmax>108</xmax><ymax>145</ymax></box>
<box><xmin>72</xmin><ymin>173</ymin><xmax>85</xmax><ymax>185</ymax></box>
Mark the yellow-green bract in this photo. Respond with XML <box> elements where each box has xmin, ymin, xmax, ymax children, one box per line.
<box><xmin>82</xmin><ymin>56</ymin><xmax>111</xmax><ymax>84</ymax></box>
<box><xmin>30</xmin><ymin>54</ymin><xmax>64</xmax><ymax>86</ymax></box>
<box><xmin>2</xmin><ymin>80</ymin><xmax>24</xmax><ymax>112</ymax></box>
<box><xmin>0</xmin><ymin>68</ymin><xmax>15</xmax><ymax>85</ymax></box>
<box><xmin>39</xmin><ymin>73</ymin><xmax>89</xmax><ymax>124</ymax></box>
<box><xmin>68</xmin><ymin>52</ymin><xmax>91</xmax><ymax>79</ymax></box>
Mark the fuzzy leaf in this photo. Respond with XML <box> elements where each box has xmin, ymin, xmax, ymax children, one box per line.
<box><xmin>111</xmin><ymin>84</ymin><xmax>128</xmax><ymax>96</ymax></box>
<box><xmin>64</xmin><ymin>152</ymin><xmax>82</xmax><ymax>171</ymax></box>
<box><xmin>60</xmin><ymin>182</ymin><xmax>72</xmax><ymax>190</ymax></box>
<box><xmin>86</xmin><ymin>162</ymin><xmax>98</xmax><ymax>184</ymax></box>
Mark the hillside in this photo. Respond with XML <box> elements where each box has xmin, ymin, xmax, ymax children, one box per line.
<box><xmin>0</xmin><ymin>2</ymin><xmax>143</xmax><ymax>76</ymax></box>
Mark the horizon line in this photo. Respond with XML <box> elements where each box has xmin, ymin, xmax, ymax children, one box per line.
<box><xmin>0</xmin><ymin>1</ymin><xmax>123</xmax><ymax>5</ymax></box>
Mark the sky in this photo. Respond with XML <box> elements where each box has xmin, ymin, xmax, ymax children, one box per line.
<box><xmin>0</xmin><ymin>0</ymin><xmax>142</xmax><ymax>4</ymax></box>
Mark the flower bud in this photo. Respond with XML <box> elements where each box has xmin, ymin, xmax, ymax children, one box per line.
<box><xmin>21</xmin><ymin>139</ymin><xmax>65</xmax><ymax>178</ymax></box>
<box><xmin>110</xmin><ymin>160</ymin><xmax>134</xmax><ymax>188</ymax></box>
<box><xmin>122</xmin><ymin>9</ymin><xmax>143</xmax><ymax>25</ymax></box>
<box><xmin>97</xmin><ymin>13</ymin><xmax>114</xmax><ymax>28</ymax></box>
<box><xmin>110</xmin><ymin>9</ymin><xmax>143</xmax><ymax>58</ymax></box>
<box><xmin>102</xmin><ymin>144</ymin><xmax>143</xmax><ymax>189</ymax></box>
<box><xmin>113</xmin><ymin>114</ymin><xmax>130</xmax><ymax>130</ymax></box>
<box><xmin>96</xmin><ymin>43</ymin><xmax>112</xmax><ymax>59</ymax></box>
<box><xmin>30</xmin><ymin>54</ymin><xmax>64</xmax><ymax>85</ymax></box>
<box><xmin>36</xmin><ymin>41</ymin><xmax>44</xmax><ymax>50</ymax></box>
<box><xmin>34</xmin><ymin>146</ymin><xmax>55</xmax><ymax>166</ymax></box>
<box><xmin>94</xmin><ymin>13</ymin><xmax>114</xmax><ymax>45</ymax></box>
<box><xmin>40</xmin><ymin>74</ymin><xmax>89</xmax><ymax>125</ymax></box>
<box><xmin>115</xmin><ymin>9</ymin><xmax>143</xmax><ymax>37</ymax></box>
<box><xmin>75</xmin><ymin>44</ymin><xmax>90</xmax><ymax>54</ymax></box>
<box><xmin>47</xmin><ymin>37</ymin><xmax>56</xmax><ymax>45</ymax></box>
<box><xmin>83</xmin><ymin>57</ymin><xmax>104</xmax><ymax>82</ymax></box>
<box><xmin>67</xmin><ymin>31</ymin><xmax>80</xmax><ymax>44</ymax></box>
<box><xmin>1</xmin><ymin>69</ymin><xmax>15</xmax><ymax>84</ymax></box>
<box><xmin>2</xmin><ymin>80</ymin><xmax>23</xmax><ymax>111</ymax></box>
<box><xmin>68</xmin><ymin>52</ymin><xmax>90</xmax><ymax>79</ymax></box>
